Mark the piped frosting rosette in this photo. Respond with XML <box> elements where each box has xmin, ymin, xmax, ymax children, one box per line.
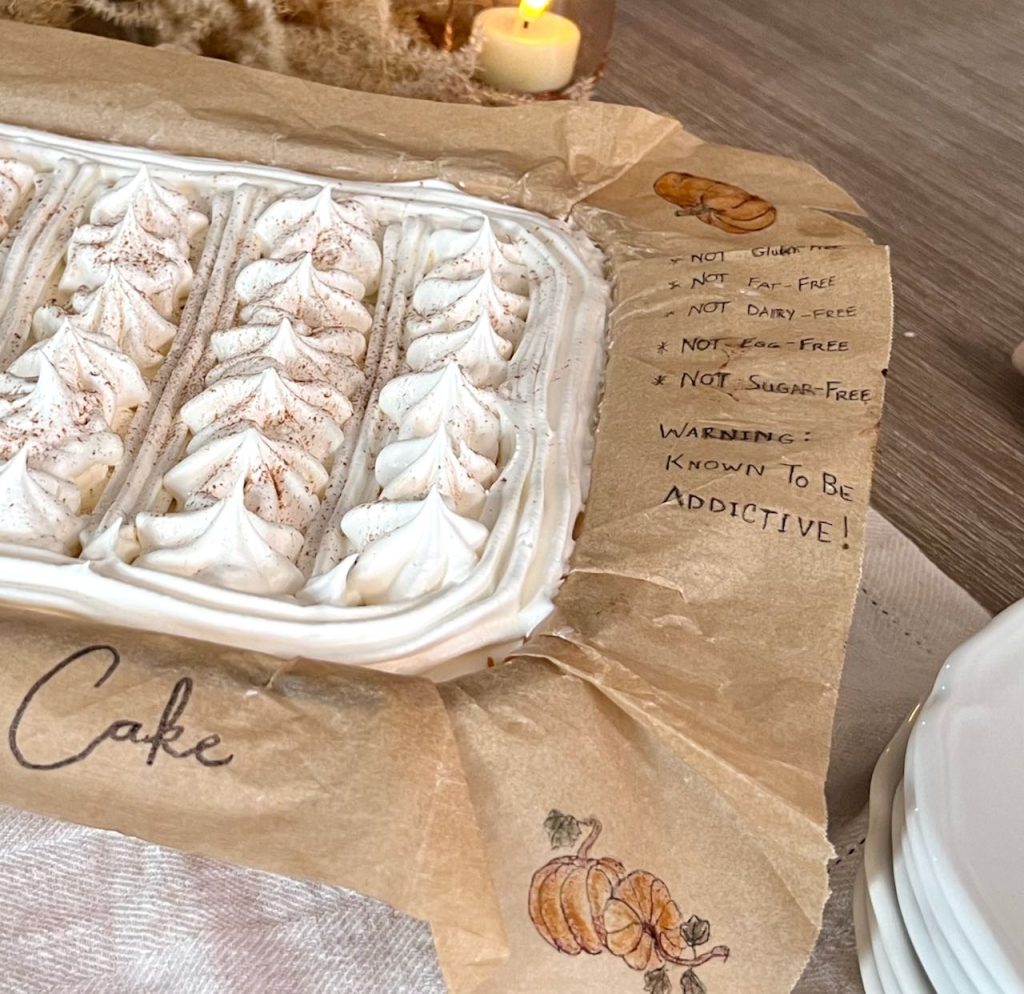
<box><xmin>0</xmin><ymin>167</ymin><xmax>206</xmax><ymax>554</ymax></box>
<box><xmin>314</xmin><ymin>217</ymin><xmax>531</xmax><ymax>607</ymax></box>
<box><xmin>134</xmin><ymin>187</ymin><xmax>381</xmax><ymax>596</ymax></box>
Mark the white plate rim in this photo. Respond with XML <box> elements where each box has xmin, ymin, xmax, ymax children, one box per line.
<box><xmin>891</xmin><ymin>782</ymin><xmax>962</xmax><ymax>994</ymax></box>
<box><xmin>861</xmin><ymin>709</ymin><xmax>935</xmax><ymax>993</ymax></box>
<box><xmin>856</xmin><ymin>864</ymin><xmax>889</xmax><ymax>994</ymax></box>
<box><xmin>895</xmin><ymin>782</ymin><xmax>982</xmax><ymax>994</ymax></box>
<box><xmin>902</xmin><ymin>788</ymin><xmax>1002</xmax><ymax>994</ymax></box>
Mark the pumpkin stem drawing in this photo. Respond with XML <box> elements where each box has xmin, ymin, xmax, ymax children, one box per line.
<box><xmin>576</xmin><ymin>817</ymin><xmax>602</xmax><ymax>858</ymax></box>
<box><xmin>528</xmin><ymin>810</ymin><xmax>731</xmax><ymax>991</ymax></box>
<box><xmin>654</xmin><ymin>172</ymin><xmax>777</xmax><ymax>235</ymax></box>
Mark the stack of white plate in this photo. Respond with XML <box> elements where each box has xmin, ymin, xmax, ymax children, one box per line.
<box><xmin>855</xmin><ymin>601</ymin><xmax>1024</xmax><ymax>994</ymax></box>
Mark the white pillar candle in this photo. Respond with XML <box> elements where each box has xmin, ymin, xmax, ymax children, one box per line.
<box><xmin>473</xmin><ymin>3</ymin><xmax>582</xmax><ymax>95</ymax></box>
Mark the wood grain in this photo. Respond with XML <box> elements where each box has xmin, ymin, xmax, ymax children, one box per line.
<box><xmin>598</xmin><ymin>0</ymin><xmax>1024</xmax><ymax>612</ymax></box>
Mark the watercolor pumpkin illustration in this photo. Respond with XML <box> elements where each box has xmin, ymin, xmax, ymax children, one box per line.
<box><xmin>605</xmin><ymin>870</ymin><xmax>689</xmax><ymax>969</ymax></box>
<box><xmin>654</xmin><ymin>172</ymin><xmax>777</xmax><ymax>234</ymax></box>
<box><xmin>528</xmin><ymin>817</ymin><xmax>626</xmax><ymax>955</ymax></box>
<box><xmin>529</xmin><ymin>811</ymin><xmax>730</xmax><ymax>991</ymax></box>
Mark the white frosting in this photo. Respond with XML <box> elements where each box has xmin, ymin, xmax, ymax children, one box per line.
<box><xmin>408</xmin><ymin>269</ymin><xmax>529</xmax><ymax>342</ymax></box>
<box><xmin>36</xmin><ymin>269</ymin><xmax>179</xmax><ymax>372</ymax></box>
<box><xmin>211</xmin><ymin>317</ymin><xmax>366</xmax><ymax>367</ymax></box>
<box><xmin>237</xmin><ymin>253</ymin><xmax>372</xmax><ymax>332</ymax></box>
<box><xmin>48</xmin><ymin>166</ymin><xmax>202</xmax><ymax>375</ymax></box>
<box><xmin>405</xmin><ymin>310</ymin><xmax>512</xmax><ymax>387</ymax></box>
<box><xmin>403</xmin><ymin>219</ymin><xmax>527</xmax><ymax>389</ymax></box>
<box><xmin>60</xmin><ymin>205</ymin><xmax>195</xmax><ymax>313</ymax></box>
<box><xmin>135</xmin><ymin>481</ymin><xmax>304</xmax><ymax>596</ymax></box>
<box><xmin>80</xmin><ymin>515</ymin><xmax>141</xmax><ymax>563</ymax></box>
<box><xmin>330</xmin><ymin>217</ymin><xmax>527</xmax><ymax>607</ymax></box>
<box><xmin>0</xmin><ymin>358</ymin><xmax>123</xmax><ymax>481</ymax></box>
<box><xmin>341</xmin><ymin>488</ymin><xmax>489</xmax><ymax>605</ymax></box>
<box><xmin>0</xmin><ymin>164</ymin><xmax>205</xmax><ymax>560</ymax></box>
<box><xmin>206</xmin><ymin>317</ymin><xmax>364</xmax><ymax>396</ymax></box>
<box><xmin>9</xmin><ymin>317</ymin><xmax>149</xmax><ymax>424</ymax></box>
<box><xmin>88</xmin><ymin>166</ymin><xmax>206</xmax><ymax>250</ymax></box>
<box><xmin>180</xmin><ymin>367</ymin><xmax>353</xmax><ymax>462</ymax></box>
<box><xmin>136</xmin><ymin>187</ymin><xmax>376</xmax><ymax>594</ymax></box>
<box><xmin>163</xmin><ymin>427</ymin><xmax>328</xmax><ymax>529</ymax></box>
<box><xmin>0</xmin><ymin>157</ymin><xmax>34</xmax><ymax>239</ymax></box>
<box><xmin>0</xmin><ymin>447</ymin><xmax>81</xmax><ymax>554</ymax></box>
<box><xmin>253</xmin><ymin>186</ymin><xmax>381</xmax><ymax>292</ymax></box>
<box><xmin>378</xmin><ymin>362</ymin><xmax>502</xmax><ymax>461</ymax></box>
<box><xmin>423</xmin><ymin>217</ymin><xmax>529</xmax><ymax>294</ymax></box>
<box><xmin>374</xmin><ymin>426</ymin><xmax>496</xmax><ymax>516</ymax></box>
<box><xmin>0</xmin><ymin>126</ymin><xmax>608</xmax><ymax>679</ymax></box>
<box><xmin>295</xmin><ymin>553</ymin><xmax>360</xmax><ymax>607</ymax></box>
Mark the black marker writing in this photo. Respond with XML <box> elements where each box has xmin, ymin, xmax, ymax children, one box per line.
<box><xmin>8</xmin><ymin>645</ymin><xmax>234</xmax><ymax>771</ymax></box>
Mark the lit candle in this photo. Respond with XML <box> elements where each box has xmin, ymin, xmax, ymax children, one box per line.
<box><xmin>473</xmin><ymin>0</ymin><xmax>582</xmax><ymax>95</ymax></box>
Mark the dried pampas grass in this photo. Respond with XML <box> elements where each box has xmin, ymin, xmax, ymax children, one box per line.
<box><xmin>280</xmin><ymin>0</ymin><xmax>497</xmax><ymax>102</ymax></box>
<box><xmin>76</xmin><ymin>0</ymin><xmax>290</xmax><ymax>71</ymax></box>
<box><xmin>1</xmin><ymin>0</ymin><xmax>73</xmax><ymax>26</ymax></box>
<box><xmin>0</xmin><ymin>0</ymin><xmax>591</xmax><ymax>105</ymax></box>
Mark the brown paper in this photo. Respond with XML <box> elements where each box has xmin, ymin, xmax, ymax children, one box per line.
<box><xmin>0</xmin><ymin>21</ymin><xmax>892</xmax><ymax>994</ymax></box>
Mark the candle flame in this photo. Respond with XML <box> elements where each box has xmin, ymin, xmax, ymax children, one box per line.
<box><xmin>518</xmin><ymin>0</ymin><xmax>551</xmax><ymax>23</ymax></box>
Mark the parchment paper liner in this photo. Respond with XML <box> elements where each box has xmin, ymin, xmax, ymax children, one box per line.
<box><xmin>0</xmin><ymin>22</ymin><xmax>892</xmax><ymax>994</ymax></box>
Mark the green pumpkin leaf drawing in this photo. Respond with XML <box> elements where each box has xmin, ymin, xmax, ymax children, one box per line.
<box><xmin>543</xmin><ymin>809</ymin><xmax>582</xmax><ymax>849</ymax></box>
<box><xmin>681</xmin><ymin>914</ymin><xmax>711</xmax><ymax>949</ymax></box>
<box><xmin>680</xmin><ymin>968</ymin><xmax>707</xmax><ymax>994</ymax></box>
<box><xmin>644</xmin><ymin>965</ymin><xmax>672</xmax><ymax>994</ymax></box>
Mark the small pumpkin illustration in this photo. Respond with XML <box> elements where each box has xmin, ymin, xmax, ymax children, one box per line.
<box><xmin>654</xmin><ymin>172</ymin><xmax>777</xmax><ymax>234</ymax></box>
<box><xmin>528</xmin><ymin>817</ymin><xmax>626</xmax><ymax>955</ymax></box>
<box><xmin>604</xmin><ymin>869</ymin><xmax>686</xmax><ymax>970</ymax></box>
<box><xmin>529</xmin><ymin>811</ymin><xmax>730</xmax><ymax>991</ymax></box>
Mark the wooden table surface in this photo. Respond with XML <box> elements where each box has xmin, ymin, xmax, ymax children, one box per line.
<box><xmin>598</xmin><ymin>0</ymin><xmax>1024</xmax><ymax>612</ymax></box>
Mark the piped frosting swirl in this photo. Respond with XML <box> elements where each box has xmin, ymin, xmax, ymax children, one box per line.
<box><xmin>253</xmin><ymin>185</ymin><xmax>381</xmax><ymax>292</ymax></box>
<box><xmin>405</xmin><ymin>217</ymin><xmax>530</xmax><ymax>391</ymax></box>
<box><xmin>341</xmin><ymin>487</ymin><xmax>489</xmax><ymax>605</ymax></box>
<box><xmin>36</xmin><ymin>269</ymin><xmax>179</xmax><ymax>373</ymax></box>
<box><xmin>135</xmin><ymin>479</ymin><xmax>305</xmax><ymax>596</ymax></box>
<box><xmin>9</xmin><ymin>317</ymin><xmax>149</xmax><ymax>424</ymax></box>
<box><xmin>180</xmin><ymin>366</ymin><xmax>354</xmax><ymax>462</ymax></box>
<box><xmin>0</xmin><ymin>357</ymin><xmax>124</xmax><ymax>480</ymax></box>
<box><xmin>0</xmin><ymin>446</ymin><xmax>82</xmax><ymax>554</ymax></box>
